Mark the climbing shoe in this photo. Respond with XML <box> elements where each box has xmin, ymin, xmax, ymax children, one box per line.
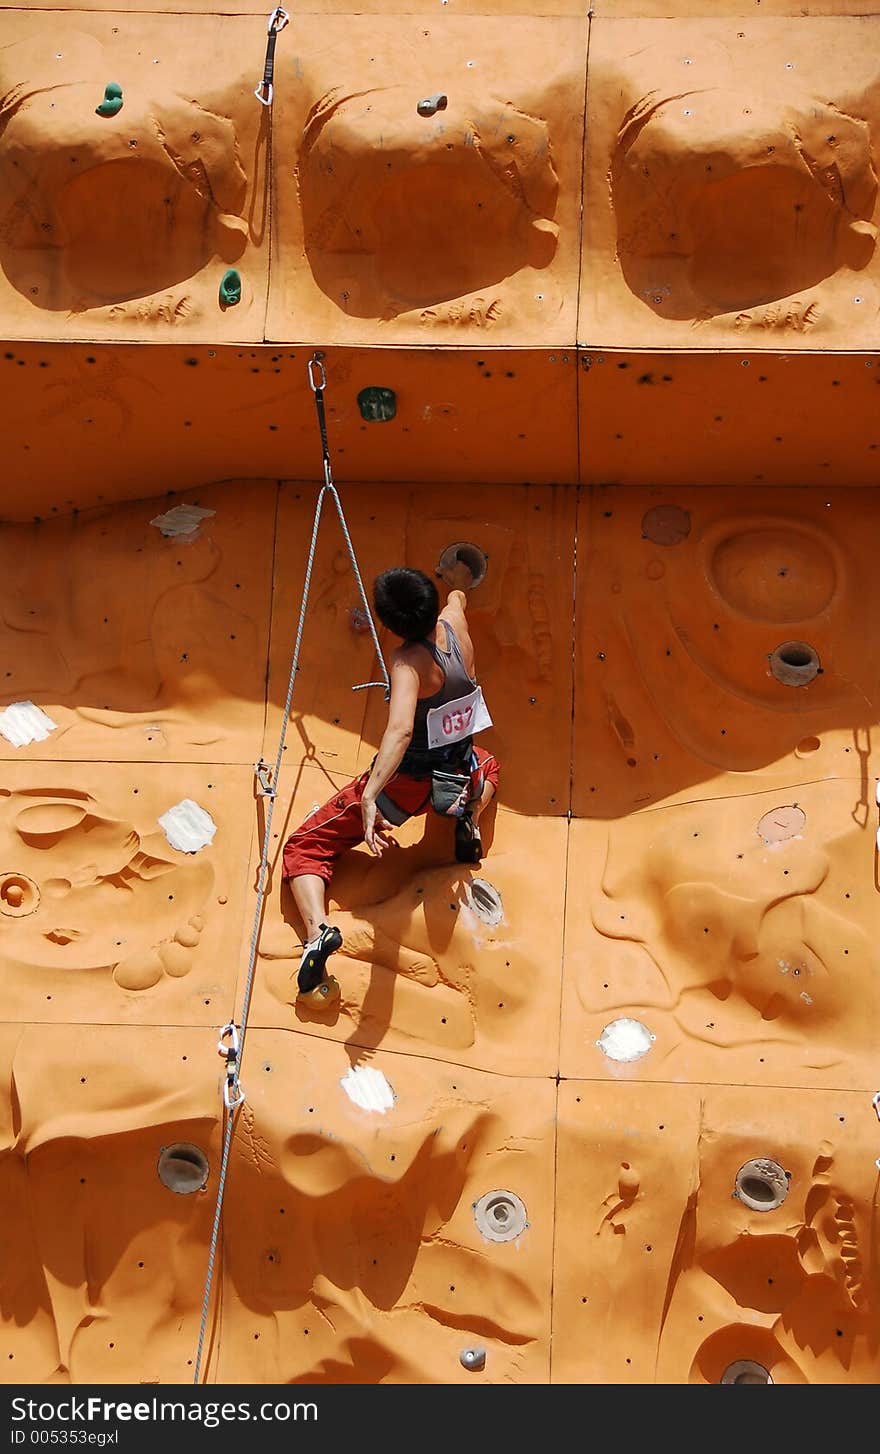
<box><xmin>455</xmin><ymin>814</ymin><xmax>482</xmax><ymax>864</ymax></box>
<box><xmin>297</xmin><ymin>923</ymin><xmax>343</xmax><ymax>994</ymax></box>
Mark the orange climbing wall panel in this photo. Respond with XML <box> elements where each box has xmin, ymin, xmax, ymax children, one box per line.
<box><xmin>3</xmin><ymin>0</ymin><xmax>880</xmax><ymax>1391</ymax></box>
<box><xmin>1</xmin><ymin>478</ymin><xmax>879</xmax><ymax>1385</ymax></box>
<box><xmin>0</xmin><ymin>345</ymin><xmax>578</xmax><ymax>520</ymax></box>
<box><xmin>555</xmin><ymin>1083</ymin><xmax>877</xmax><ymax>1384</ymax></box>
<box><xmin>579</xmin><ymin>353</ymin><xmax>880</xmax><ymax>490</ymax></box>
<box><xmin>0</xmin><ymin>481</ymin><xmax>276</xmax><ymax>760</ymax></box>
<box><xmin>266</xmin><ymin>12</ymin><xmax>585</xmax><ymax>347</ymax></box>
<box><xmin>0</xmin><ymin>1025</ymin><xmax>555</xmax><ymax>1384</ymax></box>
<box><xmin>0</xmin><ymin>14</ymin><xmax>268</xmax><ymax>343</ymax></box>
<box><xmin>581</xmin><ymin>16</ymin><xmax>880</xmax><ymax>352</ymax></box>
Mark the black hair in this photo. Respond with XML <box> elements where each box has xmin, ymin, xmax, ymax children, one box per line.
<box><xmin>373</xmin><ymin>567</ymin><xmax>439</xmax><ymax>641</ymax></box>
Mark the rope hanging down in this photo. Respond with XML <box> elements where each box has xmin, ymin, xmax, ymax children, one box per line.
<box><xmin>192</xmin><ymin>354</ymin><xmax>391</xmax><ymax>1384</ymax></box>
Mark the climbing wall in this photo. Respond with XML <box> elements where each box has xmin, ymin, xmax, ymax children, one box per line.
<box><xmin>2</xmin><ymin>0</ymin><xmax>880</xmax><ymax>1387</ymax></box>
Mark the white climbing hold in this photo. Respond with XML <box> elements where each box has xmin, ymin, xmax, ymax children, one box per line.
<box><xmin>340</xmin><ymin>1065</ymin><xmax>395</xmax><ymax>1113</ymax></box>
<box><xmin>150</xmin><ymin>504</ymin><xmax>215</xmax><ymax>538</ymax></box>
<box><xmin>597</xmin><ymin>1017</ymin><xmax>655</xmax><ymax>1062</ymax></box>
<box><xmin>158</xmin><ymin>799</ymin><xmax>217</xmax><ymax>853</ymax></box>
<box><xmin>0</xmin><ymin>702</ymin><xmax>57</xmax><ymax>747</ymax></box>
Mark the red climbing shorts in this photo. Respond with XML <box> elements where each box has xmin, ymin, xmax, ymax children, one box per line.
<box><xmin>282</xmin><ymin>746</ymin><xmax>500</xmax><ymax>883</ymax></box>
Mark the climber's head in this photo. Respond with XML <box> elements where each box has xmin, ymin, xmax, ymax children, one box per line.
<box><xmin>373</xmin><ymin>567</ymin><xmax>439</xmax><ymax>641</ymax></box>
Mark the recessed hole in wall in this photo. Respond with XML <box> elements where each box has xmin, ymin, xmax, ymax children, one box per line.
<box><xmin>720</xmin><ymin>1360</ymin><xmax>773</xmax><ymax>1385</ymax></box>
<box><xmin>796</xmin><ymin>736</ymin><xmax>821</xmax><ymax>755</ymax></box>
<box><xmin>641</xmin><ymin>504</ymin><xmax>691</xmax><ymax>546</ymax></box>
<box><xmin>465</xmin><ymin>878</ymin><xmax>503</xmax><ymax>927</ymax></box>
<box><xmin>473</xmin><ymin>1189</ymin><xmax>528</xmax><ymax>1242</ymax></box>
<box><xmin>769</xmin><ymin>641</ymin><xmax>820</xmax><ymax>687</ymax></box>
<box><xmin>436</xmin><ymin>542</ymin><xmax>488</xmax><ymax>588</ymax></box>
<box><xmin>357</xmin><ymin>386</ymin><xmax>396</xmax><ymax>422</ymax></box>
<box><xmin>0</xmin><ymin>873</ymin><xmax>40</xmax><ymax>918</ymax></box>
<box><xmin>157</xmin><ymin>1142</ymin><xmax>209</xmax><ymax>1194</ymax></box>
<box><xmin>734</xmin><ymin>1158</ymin><xmax>789</xmax><ymax>1211</ymax></box>
<box><xmin>756</xmin><ymin>804</ymin><xmax>805</xmax><ymax>845</ymax></box>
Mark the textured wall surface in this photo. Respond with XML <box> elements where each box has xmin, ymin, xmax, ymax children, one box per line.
<box><xmin>2</xmin><ymin>480</ymin><xmax>879</xmax><ymax>1384</ymax></box>
<box><xmin>3</xmin><ymin>8</ymin><xmax>880</xmax><ymax>509</ymax></box>
<box><xmin>2</xmin><ymin>0</ymin><xmax>880</xmax><ymax>1389</ymax></box>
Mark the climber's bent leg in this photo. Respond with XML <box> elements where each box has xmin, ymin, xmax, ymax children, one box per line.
<box><xmin>472</xmin><ymin>778</ymin><xmax>496</xmax><ymax>826</ymax></box>
<box><xmin>289</xmin><ymin>875</ymin><xmax>344</xmax><ymax>993</ymax></box>
<box><xmin>282</xmin><ymin>769</ymin><xmax>432</xmax><ymax>992</ymax></box>
<box><xmin>456</xmin><ymin>748</ymin><xmax>500</xmax><ymax>864</ymax></box>
<box><xmin>283</xmin><ymin>776</ymin><xmax>370</xmax><ymax>992</ymax></box>
<box><xmin>291</xmin><ymin>873</ymin><xmax>328</xmax><ymax>944</ymax></box>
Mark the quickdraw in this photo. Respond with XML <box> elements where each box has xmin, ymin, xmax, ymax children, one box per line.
<box><xmin>217</xmin><ymin>1022</ymin><xmax>245</xmax><ymax>1111</ymax></box>
<box><xmin>255</xmin><ymin>6</ymin><xmax>290</xmax><ymax>107</ymax></box>
<box><xmin>254</xmin><ymin>758</ymin><xmax>276</xmax><ymax>799</ymax></box>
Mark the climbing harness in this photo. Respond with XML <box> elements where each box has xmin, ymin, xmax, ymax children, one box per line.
<box><xmin>192</xmin><ymin>354</ymin><xmax>390</xmax><ymax>1384</ymax></box>
<box><xmin>255</xmin><ymin>6</ymin><xmax>289</xmax><ymax>107</ymax></box>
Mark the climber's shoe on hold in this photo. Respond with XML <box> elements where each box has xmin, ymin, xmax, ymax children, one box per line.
<box><xmin>297</xmin><ymin>923</ymin><xmax>343</xmax><ymax>995</ymax></box>
<box><xmin>455</xmin><ymin>814</ymin><xmax>482</xmax><ymax>865</ymax></box>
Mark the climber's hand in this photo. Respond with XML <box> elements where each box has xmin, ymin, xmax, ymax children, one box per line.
<box><xmin>362</xmin><ymin>795</ymin><xmax>396</xmax><ymax>856</ymax></box>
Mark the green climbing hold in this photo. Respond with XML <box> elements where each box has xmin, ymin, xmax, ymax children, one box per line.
<box><xmin>219</xmin><ymin>269</ymin><xmax>242</xmax><ymax>307</ymax></box>
<box><xmin>357</xmin><ymin>386</ymin><xmax>397</xmax><ymax>423</ymax></box>
<box><xmin>95</xmin><ymin>82</ymin><xmax>123</xmax><ymax>117</ymax></box>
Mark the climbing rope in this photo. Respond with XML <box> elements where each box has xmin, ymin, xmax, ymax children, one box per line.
<box><xmin>308</xmin><ymin>353</ymin><xmax>390</xmax><ymax>696</ymax></box>
<box><xmin>192</xmin><ymin>354</ymin><xmax>390</xmax><ymax>1384</ymax></box>
<box><xmin>255</xmin><ymin>6</ymin><xmax>289</xmax><ymax>107</ymax></box>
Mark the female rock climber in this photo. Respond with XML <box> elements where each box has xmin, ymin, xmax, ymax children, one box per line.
<box><xmin>282</xmin><ymin>561</ymin><xmax>499</xmax><ymax>1001</ymax></box>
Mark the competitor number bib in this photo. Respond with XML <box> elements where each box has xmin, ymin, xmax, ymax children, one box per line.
<box><xmin>425</xmin><ymin>685</ymin><xmax>493</xmax><ymax>751</ymax></box>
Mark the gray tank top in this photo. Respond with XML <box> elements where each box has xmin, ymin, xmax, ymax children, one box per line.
<box><xmin>400</xmin><ymin>621</ymin><xmax>477</xmax><ymax>774</ymax></box>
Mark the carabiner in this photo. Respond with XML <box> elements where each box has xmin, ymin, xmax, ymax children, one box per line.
<box><xmin>873</xmin><ymin>1090</ymin><xmax>880</xmax><ymax>1120</ymax></box>
<box><xmin>268</xmin><ymin>5</ymin><xmax>290</xmax><ymax>32</ymax></box>
<box><xmin>217</xmin><ymin>1021</ymin><xmax>241</xmax><ymax>1061</ymax></box>
<box><xmin>308</xmin><ymin>352</ymin><xmax>327</xmax><ymax>392</ymax></box>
